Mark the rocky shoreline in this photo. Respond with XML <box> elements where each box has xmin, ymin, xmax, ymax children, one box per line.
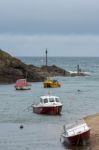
<box><xmin>0</xmin><ymin>49</ymin><xmax>87</xmax><ymax>83</ymax></box>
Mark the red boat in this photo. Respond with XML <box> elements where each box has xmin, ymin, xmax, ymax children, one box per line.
<box><xmin>61</xmin><ymin>119</ymin><xmax>91</xmax><ymax>146</ymax></box>
<box><xmin>32</xmin><ymin>95</ymin><xmax>63</xmax><ymax>115</ymax></box>
<box><xmin>15</xmin><ymin>79</ymin><xmax>31</xmax><ymax>90</ymax></box>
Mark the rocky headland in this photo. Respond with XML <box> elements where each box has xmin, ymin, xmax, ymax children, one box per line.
<box><xmin>0</xmin><ymin>49</ymin><xmax>87</xmax><ymax>83</ymax></box>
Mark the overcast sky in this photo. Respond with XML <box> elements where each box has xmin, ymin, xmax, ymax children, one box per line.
<box><xmin>0</xmin><ymin>0</ymin><xmax>99</xmax><ymax>56</ymax></box>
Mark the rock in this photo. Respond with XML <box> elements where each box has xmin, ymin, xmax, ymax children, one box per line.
<box><xmin>0</xmin><ymin>49</ymin><xmax>45</xmax><ymax>83</ymax></box>
<box><xmin>41</xmin><ymin>65</ymin><xmax>70</xmax><ymax>76</ymax></box>
<box><xmin>0</xmin><ymin>49</ymin><xmax>88</xmax><ymax>83</ymax></box>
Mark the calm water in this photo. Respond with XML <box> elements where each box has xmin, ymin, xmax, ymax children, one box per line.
<box><xmin>0</xmin><ymin>57</ymin><xmax>99</xmax><ymax>150</ymax></box>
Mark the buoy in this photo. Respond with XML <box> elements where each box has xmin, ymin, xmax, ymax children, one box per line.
<box><xmin>77</xmin><ymin>89</ymin><xmax>81</xmax><ymax>92</ymax></box>
<box><xmin>20</xmin><ymin>125</ymin><xmax>24</xmax><ymax>129</ymax></box>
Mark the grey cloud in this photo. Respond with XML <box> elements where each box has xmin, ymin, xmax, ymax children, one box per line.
<box><xmin>0</xmin><ymin>0</ymin><xmax>99</xmax><ymax>35</ymax></box>
<box><xmin>0</xmin><ymin>0</ymin><xmax>99</xmax><ymax>57</ymax></box>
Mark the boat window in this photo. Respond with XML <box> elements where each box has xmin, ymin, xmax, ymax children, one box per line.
<box><xmin>44</xmin><ymin>99</ymin><xmax>48</xmax><ymax>103</ymax></box>
<box><xmin>55</xmin><ymin>98</ymin><xmax>59</xmax><ymax>102</ymax></box>
<box><xmin>40</xmin><ymin>98</ymin><xmax>43</xmax><ymax>103</ymax></box>
<box><xmin>49</xmin><ymin>98</ymin><xmax>54</xmax><ymax>102</ymax></box>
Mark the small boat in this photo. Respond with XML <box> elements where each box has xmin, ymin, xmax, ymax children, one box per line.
<box><xmin>32</xmin><ymin>95</ymin><xmax>63</xmax><ymax>115</ymax></box>
<box><xmin>15</xmin><ymin>79</ymin><xmax>31</xmax><ymax>90</ymax></box>
<box><xmin>61</xmin><ymin>119</ymin><xmax>91</xmax><ymax>146</ymax></box>
<box><xmin>43</xmin><ymin>79</ymin><xmax>61</xmax><ymax>88</ymax></box>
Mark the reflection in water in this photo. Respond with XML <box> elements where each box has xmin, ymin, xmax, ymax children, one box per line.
<box><xmin>62</xmin><ymin>142</ymin><xmax>91</xmax><ymax>150</ymax></box>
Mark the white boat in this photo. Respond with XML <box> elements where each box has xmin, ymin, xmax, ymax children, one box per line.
<box><xmin>32</xmin><ymin>95</ymin><xmax>63</xmax><ymax>115</ymax></box>
<box><xmin>61</xmin><ymin>119</ymin><xmax>91</xmax><ymax>145</ymax></box>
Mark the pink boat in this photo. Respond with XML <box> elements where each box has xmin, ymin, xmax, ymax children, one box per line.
<box><xmin>32</xmin><ymin>95</ymin><xmax>63</xmax><ymax>115</ymax></box>
<box><xmin>15</xmin><ymin>79</ymin><xmax>31</xmax><ymax>90</ymax></box>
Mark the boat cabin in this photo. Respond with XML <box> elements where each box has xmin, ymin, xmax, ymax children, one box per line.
<box><xmin>15</xmin><ymin>79</ymin><xmax>28</xmax><ymax>87</ymax></box>
<box><xmin>40</xmin><ymin>96</ymin><xmax>60</xmax><ymax>105</ymax></box>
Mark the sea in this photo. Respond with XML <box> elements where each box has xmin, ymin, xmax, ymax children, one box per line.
<box><xmin>0</xmin><ymin>57</ymin><xmax>99</xmax><ymax>150</ymax></box>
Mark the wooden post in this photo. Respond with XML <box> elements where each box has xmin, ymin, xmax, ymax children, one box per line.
<box><xmin>77</xmin><ymin>64</ymin><xmax>81</xmax><ymax>75</ymax></box>
<box><xmin>77</xmin><ymin>64</ymin><xmax>79</xmax><ymax>74</ymax></box>
<box><xmin>45</xmin><ymin>49</ymin><xmax>48</xmax><ymax>67</ymax></box>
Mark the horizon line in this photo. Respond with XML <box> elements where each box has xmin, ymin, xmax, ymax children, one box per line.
<box><xmin>17</xmin><ymin>55</ymin><xmax>99</xmax><ymax>57</ymax></box>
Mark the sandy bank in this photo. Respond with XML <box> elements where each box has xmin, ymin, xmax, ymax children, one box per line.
<box><xmin>84</xmin><ymin>113</ymin><xmax>99</xmax><ymax>150</ymax></box>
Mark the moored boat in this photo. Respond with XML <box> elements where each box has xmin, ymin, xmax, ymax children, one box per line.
<box><xmin>43</xmin><ymin>79</ymin><xmax>61</xmax><ymax>88</ymax></box>
<box><xmin>32</xmin><ymin>95</ymin><xmax>62</xmax><ymax>115</ymax></box>
<box><xmin>61</xmin><ymin>119</ymin><xmax>91</xmax><ymax>146</ymax></box>
<box><xmin>15</xmin><ymin>79</ymin><xmax>31</xmax><ymax>90</ymax></box>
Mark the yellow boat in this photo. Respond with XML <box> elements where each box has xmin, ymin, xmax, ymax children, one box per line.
<box><xmin>43</xmin><ymin>79</ymin><xmax>61</xmax><ymax>88</ymax></box>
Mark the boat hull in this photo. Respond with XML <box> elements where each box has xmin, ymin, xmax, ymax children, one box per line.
<box><xmin>43</xmin><ymin>80</ymin><xmax>61</xmax><ymax>88</ymax></box>
<box><xmin>44</xmin><ymin>83</ymin><xmax>60</xmax><ymax>88</ymax></box>
<box><xmin>62</xmin><ymin>129</ymin><xmax>90</xmax><ymax>145</ymax></box>
<box><xmin>33</xmin><ymin>105</ymin><xmax>62</xmax><ymax>115</ymax></box>
<box><xmin>16</xmin><ymin>86</ymin><xmax>31</xmax><ymax>90</ymax></box>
